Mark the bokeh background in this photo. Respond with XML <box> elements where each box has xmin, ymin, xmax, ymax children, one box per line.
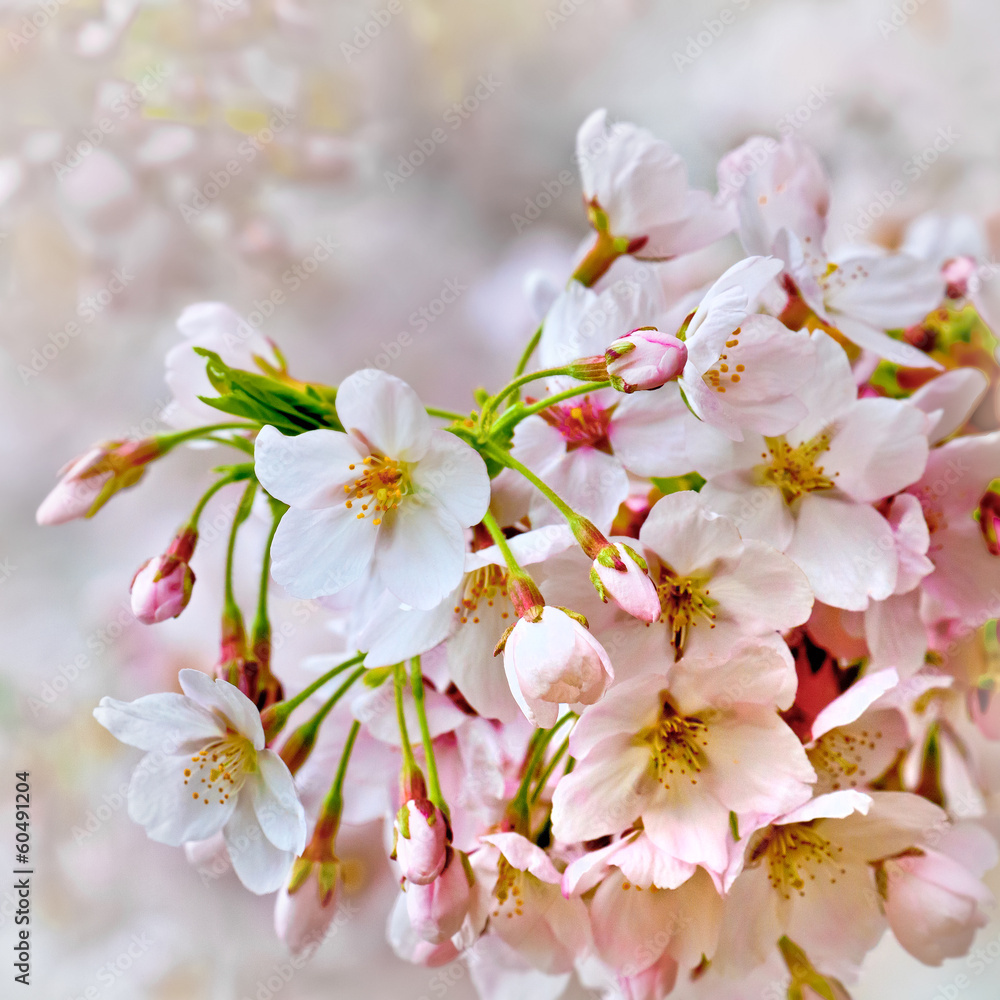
<box><xmin>3</xmin><ymin>0</ymin><xmax>1000</xmax><ymax>996</ymax></box>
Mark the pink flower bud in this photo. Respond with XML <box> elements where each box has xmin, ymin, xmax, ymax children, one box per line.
<box><xmin>618</xmin><ymin>951</ymin><xmax>678</xmax><ymax>1000</ymax></box>
<box><xmin>605</xmin><ymin>326</ymin><xmax>687</xmax><ymax>393</ymax></box>
<box><xmin>406</xmin><ymin>849</ymin><xmax>472</xmax><ymax>944</ymax></box>
<box><xmin>943</xmin><ymin>255</ymin><xmax>978</xmax><ymax>300</ymax></box>
<box><xmin>131</xmin><ymin>555</ymin><xmax>195</xmax><ymax>624</ymax></box>
<box><xmin>591</xmin><ymin>542</ymin><xmax>660</xmax><ymax>622</ymax></box>
<box><xmin>36</xmin><ymin>438</ymin><xmax>163</xmax><ymax>526</ymax></box>
<box><xmin>394</xmin><ymin>799</ymin><xmax>448</xmax><ymax>886</ymax></box>
<box><xmin>274</xmin><ymin>862</ymin><xmax>341</xmax><ymax>957</ymax></box>
<box><xmin>503</xmin><ymin>606</ymin><xmax>613</xmax><ymax>728</ymax></box>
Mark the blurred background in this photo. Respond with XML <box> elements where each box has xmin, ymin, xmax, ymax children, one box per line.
<box><xmin>2</xmin><ymin>0</ymin><xmax>1000</xmax><ymax>996</ymax></box>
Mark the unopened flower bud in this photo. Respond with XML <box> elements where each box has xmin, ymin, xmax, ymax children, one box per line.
<box><xmin>503</xmin><ymin>606</ymin><xmax>613</xmax><ymax>728</ymax></box>
<box><xmin>605</xmin><ymin>326</ymin><xmax>687</xmax><ymax>393</ymax></box>
<box><xmin>130</xmin><ymin>527</ymin><xmax>198</xmax><ymax>625</ymax></box>
<box><xmin>406</xmin><ymin>848</ymin><xmax>472</xmax><ymax>944</ymax></box>
<box><xmin>36</xmin><ymin>437</ymin><xmax>165</xmax><ymax>526</ymax></box>
<box><xmin>394</xmin><ymin>799</ymin><xmax>448</xmax><ymax>886</ymax></box>
<box><xmin>275</xmin><ymin>857</ymin><xmax>342</xmax><ymax>956</ymax></box>
<box><xmin>590</xmin><ymin>542</ymin><xmax>660</xmax><ymax>622</ymax></box>
<box><xmin>943</xmin><ymin>255</ymin><xmax>978</xmax><ymax>300</ymax></box>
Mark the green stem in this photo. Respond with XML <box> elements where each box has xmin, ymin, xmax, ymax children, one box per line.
<box><xmin>223</xmin><ymin>479</ymin><xmax>257</xmax><ymax>620</ymax></box>
<box><xmin>251</xmin><ymin>501</ymin><xmax>287</xmax><ymax>643</ymax></box>
<box><xmin>490</xmin><ymin>380</ymin><xmax>611</xmax><ymax>438</ymax></box>
<box><xmin>320</xmin><ymin>719</ymin><xmax>361</xmax><ymax>823</ymax></box>
<box><xmin>188</xmin><ymin>472</ymin><xmax>241</xmax><ymax>529</ymax></box>
<box><xmin>410</xmin><ymin>656</ymin><xmax>448</xmax><ymax>816</ymax></box>
<box><xmin>393</xmin><ymin>661</ymin><xmax>420</xmax><ymax>776</ymax></box>
<box><xmin>268</xmin><ymin>653</ymin><xmax>365</xmax><ymax>726</ymax></box>
<box><xmin>511</xmin><ymin>713</ymin><xmax>575</xmax><ymax>819</ymax></box>
<box><xmin>530</xmin><ymin>734</ymin><xmax>571</xmax><ymax>804</ymax></box>
<box><xmin>480</xmin><ymin>366</ymin><xmax>577</xmax><ymax>430</ymax></box>
<box><xmin>486</xmin><ymin>447</ymin><xmax>577</xmax><ymax>525</ymax></box>
<box><xmin>425</xmin><ymin>407</ymin><xmax>467</xmax><ymax>421</ymax></box>
<box><xmin>480</xmin><ymin>510</ymin><xmax>523</xmax><ymax>576</ymax></box>
<box><xmin>513</xmin><ymin>324</ymin><xmax>543</xmax><ymax>377</ymax></box>
<box><xmin>157</xmin><ymin>422</ymin><xmax>257</xmax><ymax>450</ymax></box>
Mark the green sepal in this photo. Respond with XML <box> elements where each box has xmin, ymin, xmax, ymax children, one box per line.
<box><xmin>363</xmin><ymin>666</ymin><xmax>392</xmax><ymax>688</ymax></box>
<box><xmin>652</xmin><ymin>472</ymin><xmax>707</xmax><ymax>495</ymax></box>
<box><xmin>195</xmin><ymin>348</ymin><xmax>342</xmax><ymax>435</ymax></box>
<box><xmin>729</xmin><ymin>810</ymin><xmax>740</xmax><ymax>842</ymax></box>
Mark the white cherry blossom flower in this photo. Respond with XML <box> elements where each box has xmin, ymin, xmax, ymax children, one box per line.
<box><xmin>93</xmin><ymin>669</ymin><xmax>306</xmax><ymax>894</ymax></box>
<box><xmin>255</xmin><ymin>369</ymin><xmax>490</xmax><ymax>609</ymax></box>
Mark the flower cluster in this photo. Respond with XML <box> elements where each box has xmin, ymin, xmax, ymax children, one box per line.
<box><xmin>40</xmin><ymin>111</ymin><xmax>1000</xmax><ymax>1000</ymax></box>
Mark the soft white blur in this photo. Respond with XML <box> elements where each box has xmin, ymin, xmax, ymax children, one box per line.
<box><xmin>2</xmin><ymin>0</ymin><xmax>1000</xmax><ymax>997</ymax></box>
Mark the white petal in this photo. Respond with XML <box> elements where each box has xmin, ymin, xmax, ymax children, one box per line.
<box><xmin>254</xmin><ymin>425</ymin><xmax>360</xmax><ymax>509</ymax></box>
<box><xmin>178</xmin><ymin>669</ymin><xmax>265</xmax><ymax>748</ymax></box>
<box><xmin>224</xmin><ymin>792</ymin><xmax>295</xmax><ymax>894</ymax></box>
<box><xmin>639</xmin><ymin>490</ymin><xmax>743</xmax><ymax>576</ymax></box>
<box><xmin>128</xmin><ymin>752</ymin><xmax>236</xmax><ymax>846</ymax></box>
<box><xmin>833</xmin><ymin>313</ymin><xmax>942</xmax><ymax>370</ymax></box>
<box><xmin>811</xmin><ymin>669</ymin><xmax>900</xmax><ymax>741</ymax></box>
<box><xmin>253</xmin><ymin>751</ymin><xmax>307</xmax><ymax>854</ymax></box>
<box><xmin>410</xmin><ymin>430</ymin><xmax>490</xmax><ymax>527</ymax></box>
<box><xmin>374</xmin><ymin>496</ymin><xmax>465</xmax><ymax>610</ymax></box>
<box><xmin>270</xmin><ymin>505</ymin><xmax>376</xmax><ymax>598</ymax></box>
<box><xmin>785</xmin><ymin>496</ymin><xmax>897</xmax><ymax>610</ymax></box>
<box><xmin>336</xmin><ymin>369</ymin><xmax>432</xmax><ymax>461</ymax></box>
<box><xmin>93</xmin><ymin>693</ymin><xmax>223</xmax><ymax>753</ymax></box>
<box><xmin>608</xmin><ymin>386</ymin><xmax>693</xmax><ymax>479</ymax></box>
<box><xmin>910</xmin><ymin>368</ymin><xmax>989</xmax><ymax>444</ymax></box>
<box><xmin>699</xmin><ymin>477</ymin><xmax>794</xmax><ymax>550</ymax></box>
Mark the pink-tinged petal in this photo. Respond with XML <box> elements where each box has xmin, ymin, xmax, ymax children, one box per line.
<box><xmin>410</xmin><ymin>430</ymin><xmax>490</xmax><ymax>527</ymax></box>
<box><xmin>711</xmin><ymin>864</ymin><xmax>785</xmax><ymax>976</ymax></box>
<box><xmin>922</xmin><ymin>523</ymin><xmax>1000</xmax><ymax>626</ymax></box>
<box><xmin>254</xmin><ymin>426</ymin><xmax>361</xmax><ymax>509</ymax></box>
<box><xmin>561</xmin><ymin>835</ymin><xmax>636</xmax><ymax>896</ymax></box>
<box><xmin>466</xmin><ymin>524</ymin><xmax>574</xmax><ymax>572</ymax></box>
<box><xmin>706</xmin><ymin>709</ymin><xmax>816</xmax><ymax>824</ymax></box>
<box><xmin>252</xmin><ymin>750</ymin><xmax>306</xmax><ymax>853</ymax></box>
<box><xmin>178</xmin><ymin>669</ymin><xmax>265</xmax><ymax>748</ymax></box>
<box><xmin>550</xmin><ymin>732</ymin><xmax>655</xmax><ymax>844</ymax></box>
<box><xmin>699</xmin><ymin>477</ymin><xmax>794</xmax><ymax>550</ymax></box>
<box><xmin>708</xmin><ymin>539</ymin><xmax>814</xmax><ymax>633</ymax></box>
<box><xmin>811</xmin><ymin>709</ymin><xmax>909</xmax><ymax>796</ymax></box>
<box><xmin>270</xmin><ymin>504</ymin><xmax>376</xmax><ymax>598</ymax></box>
<box><xmin>480</xmin><ymin>833</ymin><xmax>562</xmax><ymax>884</ymax></box>
<box><xmin>685</xmin><ymin>257</ymin><xmax>785</xmax><ymax>373</ymax></box>
<box><xmin>787</xmin><ymin>331</ymin><xmax>859</xmax><ymax>441</ymax></box>
<box><xmin>641</xmin><ymin>786</ymin><xmax>733</xmax><ymax>876</ymax></box>
<box><xmin>639</xmin><ymin>490</ymin><xmax>743</xmax><ymax>576</ymax></box>
<box><xmin>529</xmin><ymin>447</ymin><xmax>629</xmax><ymax>534</ymax></box>
<box><xmin>335</xmin><ymin>369</ymin><xmax>432</xmax><ymax>461</ymax></box>
<box><xmin>568</xmin><ymin>673</ymin><xmax>666</xmax><ymax>759</ymax></box>
<box><xmin>811</xmin><ymin>669</ymin><xmax>900</xmax><ymax>741</ymax></box>
<box><xmin>832</xmin><ymin>791</ymin><xmax>947</xmax><ymax>861</ymax></box>
<box><xmin>778</xmin><ymin>790</ymin><xmax>872</xmax><ymax>826</ymax></box>
<box><xmin>887</xmin><ymin>493</ymin><xmax>933</xmax><ymax>594</ymax></box>
<box><xmin>823</xmin><ymin>398</ymin><xmax>930</xmax><ymax>502</ymax></box>
<box><xmin>826</xmin><ymin>248</ymin><xmax>945</xmax><ymax>330</ymax></box>
<box><xmin>593</xmin><ymin>542</ymin><xmax>660</xmax><ymax>623</ymax></box>
<box><xmin>224</xmin><ymin>791</ymin><xmax>295</xmax><ymax>894</ymax></box>
<box><xmin>833</xmin><ymin>313</ymin><xmax>942</xmax><ymax>370</ymax></box>
<box><xmin>374</xmin><ymin>495</ymin><xmax>465</xmax><ymax>610</ymax></box>
<box><xmin>446</xmin><ymin>604</ymin><xmax>521</xmax><ymax>723</ymax></box>
<box><xmin>669</xmin><ymin>640</ymin><xmax>798</xmax><ymax>713</ymax></box>
<box><xmin>355</xmin><ymin>588</ymin><xmax>454</xmax><ymax>668</ymax></box>
<box><xmin>910</xmin><ymin>368</ymin><xmax>989</xmax><ymax>444</ymax></box>
<box><xmin>609</xmin><ymin>385</ymin><xmax>693</xmax><ymax>479</ymax></box>
<box><xmin>93</xmin><ymin>693</ymin><xmax>223</xmax><ymax>752</ymax></box>
<box><xmin>913</xmin><ymin>430</ymin><xmax>1000</xmax><ymax>522</ymax></box>
<box><xmin>865</xmin><ymin>592</ymin><xmax>927</xmax><ymax>677</ymax></box>
<box><xmin>467</xmin><ymin>931</ymin><xmax>572</xmax><ymax>1000</ymax></box>
<box><xmin>127</xmin><ymin>752</ymin><xmax>237</xmax><ymax>846</ymax></box>
<box><xmin>589</xmin><ymin>869</ymin><xmax>675</xmax><ymax>972</ymax></box>
<box><xmin>612</xmin><ymin>832</ymin><xmax>697</xmax><ymax>890</ymax></box>
<box><xmin>785</xmin><ymin>495</ymin><xmax>897</xmax><ymax>611</ymax></box>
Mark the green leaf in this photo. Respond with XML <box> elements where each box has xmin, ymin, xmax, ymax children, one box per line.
<box><xmin>195</xmin><ymin>348</ymin><xmax>342</xmax><ymax>435</ymax></box>
<box><xmin>652</xmin><ymin>472</ymin><xmax>707</xmax><ymax>495</ymax></box>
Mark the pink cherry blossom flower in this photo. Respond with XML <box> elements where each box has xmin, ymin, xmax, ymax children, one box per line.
<box><xmin>550</xmin><ymin>649</ymin><xmax>815</xmax><ymax>888</ymax></box>
<box><xmin>502</xmin><ymin>606</ymin><xmax>614</xmax><ymax>728</ymax></box>
<box><xmin>691</xmin><ymin>332</ymin><xmax>931</xmax><ymax>610</ymax></box>
<box><xmin>406</xmin><ymin>848</ymin><xmax>473</xmax><ymax>944</ymax></box>
<box><xmin>254</xmin><ymin>369</ymin><xmax>490</xmax><ymax>609</ymax></box>
<box><xmin>576</xmin><ymin>109</ymin><xmax>734</xmax><ymax>262</ymax></box>
<box><xmin>93</xmin><ymin>669</ymin><xmax>306</xmax><ymax>894</ymax></box>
